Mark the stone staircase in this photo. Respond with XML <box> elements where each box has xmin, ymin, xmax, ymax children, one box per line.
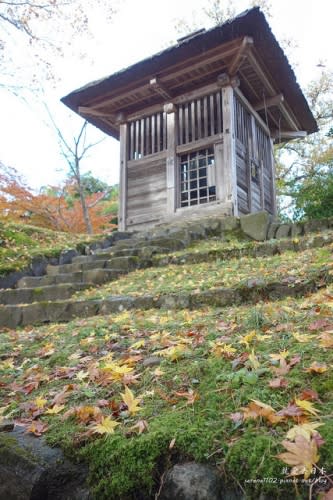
<box><xmin>0</xmin><ymin>212</ymin><xmax>332</xmax><ymax>330</ymax></box>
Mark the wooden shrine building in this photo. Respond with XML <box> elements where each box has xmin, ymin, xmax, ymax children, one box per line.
<box><xmin>62</xmin><ymin>8</ymin><xmax>317</xmax><ymax>231</ymax></box>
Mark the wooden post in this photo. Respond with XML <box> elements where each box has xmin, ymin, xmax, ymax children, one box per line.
<box><xmin>118</xmin><ymin>123</ymin><xmax>128</xmax><ymax>231</ymax></box>
<box><xmin>221</xmin><ymin>85</ymin><xmax>238</xmax><ymax>216</ymax></box>
<box><xmin>164</xmin><ymin>103</ymin><xmax>177</xmax><ymax>214</ymax></box>
<box><xmin>270</xmin><ymin>138</ymin><xmax>278</xmax><ymax>216</ymax></box>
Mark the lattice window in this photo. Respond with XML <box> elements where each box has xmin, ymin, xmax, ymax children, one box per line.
<box><xmin>128</xmin><ymin>111</ymin><xmax>167</xmax><ymax>160</ymax></box>
<box><xmin>179</xmin><ymin>147</ymin><xmax>216</xmax><ymax>207</ymax></box>
<box><xmin>178</xmin><ymin>91</ymin><xmax>223</xmax><ymax>145</ymax></box>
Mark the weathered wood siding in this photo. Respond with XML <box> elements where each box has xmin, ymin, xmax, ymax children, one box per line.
<box><xmin>126</xmin><ymin>154</ymin><xmax>167</xmax><ymax>228</ymax></box>
<box><xmin>234</xmin><ymin>94</ymin><xmax>274</xmax><ymax>215</ymax></box>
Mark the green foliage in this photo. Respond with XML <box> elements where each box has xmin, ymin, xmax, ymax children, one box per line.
<box><xmin>293</xmin><ymin>170</ymin><xmax>333</xmax><ymax>220</ymax></box>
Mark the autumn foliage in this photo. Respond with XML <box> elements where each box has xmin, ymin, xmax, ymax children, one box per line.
<box><xmin>0</xmin><ymin>163</ymin><xmax>117</xmax><ymax>234</ymax></box>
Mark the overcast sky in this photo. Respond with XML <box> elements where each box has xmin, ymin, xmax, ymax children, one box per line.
<box><xmin>1</xmin><ymin>0</ymin><xmax>332</xmax><ymax>190</ymax></box>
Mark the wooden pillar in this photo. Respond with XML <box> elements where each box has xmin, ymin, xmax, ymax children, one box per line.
<box><xmin>221</xmin><ymin>85</ymin><xmax>238</xmax><ymax>216</ymax></box>
<box><xmin>270</xmin><ymin>138</ymin><xmax>278</xmax><ymax>216</ymax></box>
<box><xmin>118</xmin><ymin>123</ymin><xmax>128</xmax><ymax>231</ymax></box>
<box><xmin>164</xmin><ymin>103</ymin><xmax>177</xmax><ymax>214</ymax></box>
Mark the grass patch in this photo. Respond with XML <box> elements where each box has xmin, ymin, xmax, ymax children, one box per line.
<box><xmin>0</xmin><ymin>221</ymin><xmax>100</xmax><ymax>277</ymax></box>
<box><xmin>1</xmin><ymin>285</ymin><xmax>333</xmax><ymax>498</ymax></box>
<box><xmin>75</xmin><ymin>243</ymin><xmax>333</xmax><ymax>301</ymax></box>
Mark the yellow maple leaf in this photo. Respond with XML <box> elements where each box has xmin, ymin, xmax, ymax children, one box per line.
<box><xmin>248</xmin><ymin>350</ymin><xmax>260</xmax><ymax>370</ymax></box>
<box><xmin>131</xmin><ymin>340</ymin><xmax>145</xmax><ymax>349</ymax></box>
<box><xmin>269</xmin><ymin>350</ymin><xmax>289</xmax><ymax>361</ymax></box>
<box><xmin>91</xmin><ymin>416</ymin><xmax>120</xmax><ymax>435</ymax></box>
<box><xmin>238</xmin><ymin>330</ymin><xmax>256</xmax><ymax>348</ymax></box>
<box><xmin>286</xmin><ymin>423</ymin><xmax>323</xmax><ymax>441</ymax></box>
<box><xmin>75</xmin><ymin>370</ymin><xmax>89</xmax><ymax>381</ymax></box>
<box><xmin>155</xmin><ymin>344</ymin><xmax>186</xmax><ymax>361</ymax></box>
<box><xmin>211</xmin><ymin>342</ymin><xmax>236</xmax><ymax>358</ymax></box>
<box><xmin>318</xmin><ymin>332</ymin><xmax>333</xmax><ymax>348</ymax></box>
<box><xmin>34</xmin><ymin>397</ymin><xmax>47</xmax><ymax>409</ymax></box>
<box><xmin>45</xmin><ymin>404</ymin><xmax>65</xmax><ymax>415</ymax></box>
<box><xmin>102</xmin><ymin>363</ymin><xmax>134</xmax><ymax>380</ymax></box>
<box><xmin>292</xmin><ymin>332</ymin><xmax>312</xmax><ymax>343</ymax></box>
<box><xmin>0</xmin><ymin>358</ymin><xmax>14</xmax><ymax>370</ymax></box>
<box><xmin>295</xmin><ymin>399</ymin><xmax>321</xmax><ymax>416</ymax></box>
<box><xmin>121</xmin><ymin>386</ymin><xmax>141</xmax><ymax>415</ymax></box>
<box><xmin>153</xmin><ymin>368</ymin><xmax>165</xmax><ymax>377</ymax></box>
<box><xmin>277</xmin><ymin>435</ymin><xmax>319</xmax><ymax>479</ymax></box>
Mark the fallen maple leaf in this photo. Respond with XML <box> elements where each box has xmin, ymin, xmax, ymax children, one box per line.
<box><xmin>241</xmin><ymin>399</ymin><xmax>281</xmax><ymax>424</ymax></box>
<box><xmin>175</xmin><ymin>389</ymin><xmax>199</xmax><ymax>405</ymax></box>
<box><xmin>211</xmin><ymin>342</ymin><xmax>236</xmax><ymax>359</ymax></box>
<box><xmin>129</xmin><ymin>419</ymin><xmax>149</xmax><ymax>434</ymax></box>
<box><xmin>271</xmin><ymin>358</ymin><xmax>291</xmax><ymax>376</ymax></box>
<box><xmin>269</xmin><ymin>350</ymin><xmax>289</xmax><ymax>361</ymax></box>
<box><xmin>276</xmin><ymin>403</ymin><xmax>303</xmax><ymax>418</ymax></box>
<box><xmin>305</xmin><ymin>362</ymin><xmax>328</xmax><ymax>374</ymax></box>
<box><xmin>248</xmin><ymin>350</ymin><xmax>260</xmax><ymax>370</ymax></box>
<box><xmin>34</xmin><ymin>397</ymin><xmax>47</xmax><ymax>409</ymax></box>
<box><xmin>286</xmin><ymin>422</ymin><xmax>323</xmax><ymax>441</ymax></box>
<box><xmin>295</xmin><ymin>399</ymin><xmax>321</xmax><ymax>416</ymax></box>
<box><xmin>45</xmin><ymin>404</ymin><xmax>65</xmax><ymax>415</ymax></box>
<box><xmin>318</xmin><ymin>332</ymin><xmax>333</xmax><ymax>348</ymax></box>
<box><xmin>269</xmin><ymin>377</ymin><xmax>288</xmax><ymax>389</ymax></box>
<box><xmin>121</xmin><ymin>386</ymin><xmax>141</xmax><ymax>415</ymax></box>
<box><xmin>91</xmin><ymin>416</ymin><xmax>120</xmax><ymax>435</ymax></box>
<box><xmin>298</xmin><ymin>389</ymin><xmax>320</xmax><ymax>401</ymax></box>
<box><xmin>277</xmin><ymin>435</ymin><xmax>319</xmax><ymax>479</ymax></box>
<box><xmin>26</xmin><ymin>420</ymin><xmax>48</xmax><ymax>436</ymax></box>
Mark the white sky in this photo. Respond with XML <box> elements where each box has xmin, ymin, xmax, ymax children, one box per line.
<box><xmin>0</xmin><ymin>0</ymin><xmax>332</xmax><ymax>190</ymax></box>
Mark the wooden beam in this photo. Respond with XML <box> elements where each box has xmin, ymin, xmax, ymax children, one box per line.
<box><xmin>78</xmin><ymin>106</ymin><xmax>113</xmax><ymax>118</ymax></box>
<box><xmin>118</xmin><ymin>123</ymin><xmax>128</xmax><ymax>231</ymax></box>
<box><xmin>246</xmin><ymin>49</ymin><xmax>300</xmax><ymax>131</ymax></box>
<box><xmin>89</xmin><ymin>38</ymin><xmax>243</xmax><ymax>111</ymax></box>
<box><xmin>272</xmin><ymin>130</ymin><xmax>307</xmax><ymax>140</ymax></box>
<box><xmin>150</xmin><ymin>77</ymin><xmax>172</xmax><ymax>100</ymax></box>
<box><xmin>253</xmin><ymin>93</ymin><xmax>284</xmax><ymax>111</ymax></box>
<box><xmin>228</xmin><ymin>36</ymin><xmax>254</xmax><ymax>76</ymax></box>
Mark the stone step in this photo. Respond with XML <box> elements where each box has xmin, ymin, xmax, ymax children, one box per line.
<box><xmin>0</xmin><ymin>268</ymin><xmax>331</xmax><ymax>329</ymax></box>
<box><xmin>0</xmin><ymin>283</ymin><xmax>92</xmax><ymax>306</ymax></box>
<box><xmin>46</xmin><ymin>256</ymin><xmax>147</xmax><ymax>276</ymax></box>
<box><xmin>72</xmin><ymin>245</ymin><xmax>170</xmax><ymax>263</ymax></box>
<box><xmin>152</xmin><ymin>232</ymin><xmax>333</xmax><ymax>267</ymax></box>
<box><xmin>17</xmin><ymin>269</ymin><xmax>123</xmax><ymax>288</ymax></box>
<box><xmin>46</xmin><ymin>260</ymin><xmax>110</xmax><ymax>275</ymax></box>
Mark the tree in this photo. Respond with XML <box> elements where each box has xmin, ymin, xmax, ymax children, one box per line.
<box><xmin>0</xmin><ymin>161</ymin><xmax>117</xmax><ymax>233</ymax></box>
<box><xmin>0</xmin><ymin>0</ymin><xmax>117</xmax><ymax>93</ymax></box>
<box><xmin>275</xmin><ymin>70</ymin><xmax>333</xmax><ymax>219</ymax></box>
<box><xmin>46</xmin><ymin>113</ymin><xmax>109</xmax><ymax>234</ymax></box>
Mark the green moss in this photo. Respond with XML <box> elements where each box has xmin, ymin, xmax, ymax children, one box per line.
<box><xmin>225</xmin><ymin>434</ymin><xmax>302</xmax><ymax>499</ymax></box>
<box><xmin>0</xmin><ymin>434</ymin><xmax>38</xmax><ymax>466</ymax></box>
<box><xmin>82</xmin><ymin>432</ymin><xmax>169</xmax><ymax>499</ymax></box>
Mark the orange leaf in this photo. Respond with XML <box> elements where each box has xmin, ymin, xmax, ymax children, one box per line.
<box><xmin>305</xmin><ymin>362</ymin><xmax>328</xmax><ymax>374</ymax></box>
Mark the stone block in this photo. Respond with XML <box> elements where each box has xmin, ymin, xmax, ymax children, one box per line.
<box><xmin>159</xmin><ymin>463</ymin><xmax>224</xmax><ymax>500</ymax></box>
<box><xmin>275</xmin><ymin>224</ymin><xmax>291</xmax><ymax>239</ymax></box>
<box><xmin>0</xmin><ymin>426</ymin><xmax>90</xmax><ymax>500</ymax></box>
<box><xmin>240</xmin><ymin>211</ymin><xmax>271</xmax><ymax>241</ymax></box>
<box><xmin>267</xmin><ymin>222</ymin><xmax>280</xmax><ymax>240</ymax></box>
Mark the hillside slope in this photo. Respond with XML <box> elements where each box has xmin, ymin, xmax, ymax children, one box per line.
<box><xmin>0</xmin><ymin>214</ymin><xmax>332</xmax><ymax>499</ymax></box>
